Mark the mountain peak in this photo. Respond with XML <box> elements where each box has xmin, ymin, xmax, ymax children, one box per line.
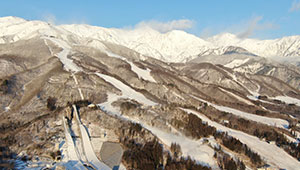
<box><xmin>208</xmin><ymin>33</ymin><xmax>239</xmax><ymax>42</ymax></box>
<box><xmin>0</xmin><ymin>16</ymin><xmax>26</xmax><ymax>25</ymax></box>
<box><xmin>0</xmin><ymin>16</ymin><xmax>299</xmax><ymax>62</ymax></box>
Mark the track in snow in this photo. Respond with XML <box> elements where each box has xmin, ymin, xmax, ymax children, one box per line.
<box><xmin>62</xmin><ymin>116</ymin><xmax>88</xmax><ymax>170</ymax></box>
<box><xmin>44</xmin><ymin>37</ymin><xmax>82</xmax><ymax>73</ymax></box>
<box><xmin>96</xmin><ymin>72</ymin><xmax>157</xmax><ymax>106</ymax></box>
<box><xmin>73</xmin><ymin>105</ymin><xmax>111</xmax><ymax>170</ymax></box>
<box><xmin>191</xmin><ymin>95</ymin><xmax>289</xmax><ymax>129</ymax></box>
<box><xmin>44</xmin><ymin>37</ymin><xmax>109</xmax><ymax>169</ymax></box>
<box><xmin>105</xmin><ymin>52</ymin><xmax>156</xmax><ymax>83</ymax></box>
<box><xmin>183</xmin><ymin>108</ymin><xmax>300</xmax><ymax>170</ymax></box>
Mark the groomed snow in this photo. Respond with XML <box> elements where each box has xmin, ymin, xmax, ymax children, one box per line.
<box><xmin>247</xmin><ymin>94</ymin><xmax>276</xmax><ymax>105</ymax></box>
<box><xmin>96</xmin><ymin>88</ymin><xmax>218</xmax><ymax>168</ymax></box>
<box><xmin>73</xmin><ymin>74</ymin><xmax>84</xmax><ymax>100</ymax></box>
<box><xmin>118</xmin><ymin>114</ymin><xmax>219</xmax><ymax>169</ymax></box>
<box><xmin>128</xmin><ymin>61</ymin><xmax>156</xmax><ymax>83</ymax></box>
<box><xmin>225</xmin><ymin>58</ymin><xmax>250</xmax><ymax>68</ymax></box>
<box><xmin>62</xmin><ymin>116</ymin><xmax>87</xmax><ymax>170</ymax></box>
<box><xmin>182</xmin><ymin>109</ymin><xmax>300</xmax><ymax>170</ymax></box>
<box><xmin>271</xmin><ymin>96</ymin><xmax>300</xmax><ymax>106</ymax></box>
<box><xmin>73</xmin><ymin>105</ymin><xmax>111</xmax><ymax>170</ymax></box>
<box><xmin>141</xmin><ymin>123</ymin><xmax>219</xmax><ymax>169</ymax></box>
<box><xmin>44</xmin><ymin>37</ymin><xmax>82</xmax><ymax>72</ymax></box>
<box><xmin>191</xmin><ymin>95</ymin><xmax>289</xmax><ymax>129</ymax></box>
<box><xmin>105</xmin><ymin>52</ymin><xmax>156</xmax><ymax>83</ymax></box>
<box><xmin>96</xmin><ymin>73</ymin><xmax>157</xmax><ymax>106</ymax></box>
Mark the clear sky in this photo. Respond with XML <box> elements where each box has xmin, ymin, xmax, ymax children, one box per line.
<box><xmin>1</xmin><ymin>0</ymin><xmax>300</xmax><ymax>39</ymax></box>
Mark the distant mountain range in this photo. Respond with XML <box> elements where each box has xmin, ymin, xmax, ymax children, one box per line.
<box><xmin>1</xmin><ymin>16</ymin><xmax>300</xmax><ymax>63</ymax></box>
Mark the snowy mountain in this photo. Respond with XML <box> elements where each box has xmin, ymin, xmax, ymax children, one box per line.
<box><xmin>0</xmin><ymin>16</ymin><xmax>300</xmax><ymax>63</ymax></box>
<box><xmin>1</xmin><ymin>16</ymin><xmax>300</xmax><ymax>170</ymax></box>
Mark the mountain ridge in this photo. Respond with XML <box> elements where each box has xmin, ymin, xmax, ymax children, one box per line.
<box><xmin>1</xmin><ymin>16</ymin><xmax>300</xmax><ymax>63</ymax></box>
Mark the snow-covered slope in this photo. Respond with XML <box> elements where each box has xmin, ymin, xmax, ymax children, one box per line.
<box><xmin>1</xmin><ymin>16</ymin><xmax>300</xmax><ymax>63</ymax></box>
<box><xmin>183</xmin><ymin>109</ymin><xmax>300</xmax><ymax>170</ymax></box>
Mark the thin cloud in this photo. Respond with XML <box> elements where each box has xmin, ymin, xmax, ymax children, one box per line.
<box><xmin>290</xmin><ymin>0</ymin><xmax>300</xmax><ymax>12</ymax></box>
<box><xmin>42</xmin><ymin>13</ymin><xmax>57</xmax><ymax>25</ymax></box>
<box><xmin>237</xmin><ymin>16</ymin><xmax>277</xmax><ymax>39</ymax></box>
<box><xmin>199</xmin><ymin>27</ymin><xmax>214</xmax><ymax>38</ymax></box>
<box><xmin>134</xmin><ymin>19</ymin><xmax>195</xmax><ymax>33</ymax></box>
<box><xmin>41</xmin><ymin>13</ymin><xmax>88</xmax><ymax>25</ymax></box>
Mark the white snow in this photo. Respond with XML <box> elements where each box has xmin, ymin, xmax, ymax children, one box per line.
<box><xmin>73</xmin><ymin>74</ymin><xmax>84</xmax><ymax>100</ymax></box>
<box><xmin>118</xmin><ymin>114</ymin><xmax>219</xmax><ymax>169</ymax></box>
<box><xmin>141</xmin><ymin>123</ymin><xmax>219</xmax><ymax>169</ymax></box>
<box><xmin>225</xmin><ymin>58</ymin><xmax>250</xmax><ymax>68</ymax></box>
<box><xmin>128</xmin><ymin>61</ymin><xmax>156</xmax><ymax>83</ymax></box>
<box><xmin>183</xmin><ymin>109</ymin><xmax>300</xmax><ymax>170</ymax></box>
<box><xmin>247</xmin><ymin>95</ymin><xmax>274</xmax><ymax>105</ymax></box>
<box><xmin>62</xmin><ymin>116</ymin><xmax>87</xmax><ymax>170</ymax></box>
<box><xmin>58</xmin><ymin>105</ymin><xmax>111</xmax><ymax>170</ymax></box>
<box><xmin>105</xmin><ymin>52</ymin><xmax>156</xmax><ymax>83</ymax></box>
<box><xmin>96</xmin><ymin>72</ymin><xmax>157</xmax><ymax>106</ymax></box>
<box><xmin>234</xmin><ymin>62</ymin><xmax>264</xmax><ymax>74</ymax></box>
<box><xmin>119</xmin><ymin>163</ymin><xmax>127</xmax><ymax>170</ymax></box>
<box><xmin>73</xmin><ymin>105</ymin><xmax>111</xmax><ymax>170</ymax></box>
<box><xmin>1</xmin><ymin>17</ymin><xmax>300</xmax><ymax>63</ymax></box>
<box><xmin>284</xmin><ymin>134</ymin><xmax>299</xmax><ymax>144</ymax></box>
<box><xmin>43</xmin><ymin>39</ymin><xmax>54</xmax><ymax>56</ymax></box>
<box><xmin>44</xmin><ymin>37</ymin><xmax>82</xmax><ymax>72</ymax></box>
<box><xmin>219</xmin><ymin>88</ymin><xmax>254</xmax><ymax>106</ymax></box>
<box><xmin>98</xmin><ymin>92</ymin><xmax>122</xmax><ymax>116</ymax></box>
<box><xmin>59</xmin><ymin>23</ymin><xmax>300</xmax><ymax>62</ymax></box>
<box><xmin>4</xmin><ymin>106</ymin><xmax>10</xmax><ymax>111</ymax></box>
<box><xmin>95</xmin><ymin>89</ymin><xmax>217</xmax><ymax>168</ymax></box>
<box><xmin>191</xmin><ymin>95</ymin><xmax>289</xmax><ymax>129</ymax></box>
<box><xmin>172</xmin><ymin>91</ymin><xmax>185</xmax><ymax>100</ymax></box>
<box><xmin>271</xmin><ymin>96</ymin><xmax>300</xmax><ymax>106</ymax></box>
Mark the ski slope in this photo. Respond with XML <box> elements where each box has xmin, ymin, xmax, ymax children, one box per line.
<box><xmin>271</xmin><ymin>95</ymin><xmax>300</xmax><ymax>106</ymax></box>
<box><xmin>105</xmin><ymin>52</ymin><xmax>156</xmax><ymax>83</ymax></box>
<box><xmin>96</xmin><ymin>92</ymin><xmax>218</xmax><ymax>169</ymax></box>
<box><xmin>73</xmin><ymin>105</ymin><xmax>111</xmax><ymax>170</ymax></box>
<box><xmin>62</xmin><ymin>116</ymin><xmax>87</xmax><ymax>170</ymax></box>
<box><xmin>141</xmin><ymin>123</ymin><xmax>219</xmax><ymax>169</ymax></box>
<box><xmin>182</xmin><ymin>109</ymin><xmax>300</xmax><ymax>170</ymax></box>
<box><xmin>114</xmin><ymin>113</ymin><xmax>219</xmax><ymax>169</ymax></box>
<box><xmin>191</xmin><ymin>95</ymin><xmax>289</xmax><ymax>129</ymax></box>
<box><xmin>127</xmin><ymin>61</ymin><xmax>156</xmax><ymax>83</ymax></box>
<box><xmin>96</xmin><ymin>73</ymin><xmax>157</xmax><ymax>106</ymax></box>
<box><xmin>44</xmin><ymin>37</ymin><xmax>82</xmax><ymax>72</ymax></box>
<box><xmin>225</xmin><ymin>58</ymin><xmax>250</xmax><ymax>68</ymax></box>
<box><xmin>73</xmin><ymin>74</ymin><xmax>84</xmax><ymax>100</ymax></box>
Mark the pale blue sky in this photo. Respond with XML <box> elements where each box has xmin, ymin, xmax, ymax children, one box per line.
<box><xmin>1</xmin><ymin>0</ymin><xmax>300</xmax><ymax>39</ymax></box>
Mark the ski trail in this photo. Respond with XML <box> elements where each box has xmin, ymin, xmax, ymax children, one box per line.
<box><xmin>97</xmin><ymin>101</ymin><xmax>218</xmax><ymax>169</ymax></box>
<box><xmin>182</xmin><ymin>109</ymin><xmax>300</xmax><ymax>170</ymax></box>
<box><xmin>219</xmin><ymin>66</ymin><xmax>258</xmax><ymax>96</ymax></box>
<box><xmin>73</xmin><ymin>74</ymin><xmax>84</xmax><ymax>100</ymax></box>
<box><xmin>105</xmin><ymin>52</ymin><xmax>156</xmax><ymax>83</ymax></box>
<box><xmin>43</xmin><ymin>37</ymin><xmax>82</xmax><ymax>72</ymax></box>
<box><xmin>191</xmin><ymin>95</ymin><xmax>289</xmax><ymax>129</ymax></box>
<box><xmin>96</xmin><ymin>72</ymin><xmax>157</xmax><ymax>106</ymax></box>
<box><xmin>43</xmin><ymin>37</ymin><xmax>96</xmax><ymax>169</ymax></box>
<box><xmin>62</xmin><ymin>116</ymin><xmax>87</xmax><ymax>170</ymax></box>
<box><xmin>43</xmin><ymin>37</ymin><xmax>84</xmax><ymax>100</ymax></box>
<box><xmin>73</xmin><ymin>105</ymin><xmax>111</xmax><ymax>170</ymax></box>
<box><xmin>43</xmin><ymin>39</ymin><xmax>54</xmax><ymax>56</ymax></box>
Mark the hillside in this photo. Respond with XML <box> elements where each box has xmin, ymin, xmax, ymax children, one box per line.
<box><xmin>0</xmin><ymin>16</ymin><xmax>300</xmax><ymax>170</ymax></box>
